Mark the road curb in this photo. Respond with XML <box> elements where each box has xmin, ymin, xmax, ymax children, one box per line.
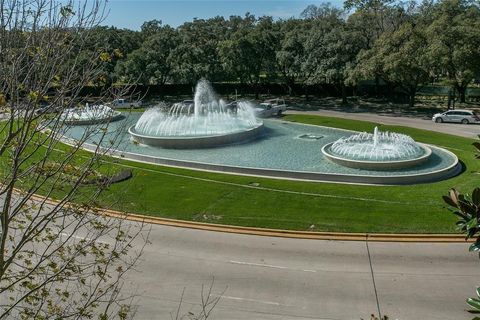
<box><xmin>25</xmin><ymin>191</ymin><xmax>469</xmax><ymax>243</ymax></box>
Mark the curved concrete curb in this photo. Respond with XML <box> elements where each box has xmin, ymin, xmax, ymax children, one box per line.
<box><xmin>26</xmin><ymin>191</ymin><xmax>469</xmax><ymax>243</ymax></box>
<box><xmin>128</xmin><ymin>123</ymin><xmax>265</xmax><ymax>149</ymax></box>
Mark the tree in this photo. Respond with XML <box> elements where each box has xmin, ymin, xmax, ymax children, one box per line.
<box><xmin>73</xmin><ymin>26</ymin><xmax>142</xmax><ymax>86</ymax></box>
<box><xmin>0</xmin><ymin>1</ymin><xmax>144</xmax><ymax>318</ymax></box>
<box><xmin>116</xmin><ymin>25</ymin><xmax>179</xmax><ymax>85</ymax></box>
<box><xmin>354</xmin><ymin>19</ymin><xmax>431</xmax><ymax>108</ymax></box>
<box><xmin>141</xmin><ymin>19</ymin><xmax>163</xmax><ymax>38</ymax></box>
<box><xmin>303</xmin><ymin>10</ymin><xmax>361</xmax><ymax>104</ymax></box>
<box><xmin>426</xmin><ymin>0</ymin><xmax>480</xmax><ymax>103</ymax></box>
<box><xmin>219</xmin><ymin>16</ymin><xmax>279</xmax><ymax>98</ymax></box>
<box><xmin>276</xmin><ymin>19</ymin><xmax>310</xmax><ymax>95</ymax></box>
<box><xmin>171</xmin><ymin>17</ymin><xmax>227</xmax><ymax>84</ymax></box>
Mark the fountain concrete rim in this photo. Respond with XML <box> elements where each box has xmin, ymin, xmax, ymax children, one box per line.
<box><xmin>52</xmin><ymin>119</ymin><xmax>461</xmax><ymax>185</ymax></box>
<box><xmin>68</xmin><ymin>138</ymin><xmax>461</xmax><ymax>185</ymax></box>
<box><xmin>62</xmin><ymin>111</ymin><xmax>124</xmax><ymax>125</ymax></box>
<box><xmin>128</xmin><ymin>122</ymin><xmax>265</xmax><ymax>149</ymax></box>
<box><xmin>321</xmin><ymin>142</ymin><xmax>433</xmax><ymax>170</ymax></box>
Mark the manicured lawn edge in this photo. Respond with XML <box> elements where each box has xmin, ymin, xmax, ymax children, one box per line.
<box><xmin>13</xmin><ymin>114</ymin><xmax>478</xmax><ymax>233</ymax></box>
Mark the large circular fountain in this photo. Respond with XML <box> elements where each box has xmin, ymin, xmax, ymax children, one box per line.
<box><xmin>322</xmin><ymin>127</ymin><xmax>432</xmax><ymax>170</ymax></box>
<box><xmin>129</xmin><ymin>80</ymin><xmax>264</xmax><ymax>148</ymax></box>
<box><xmin>61</xmin><ymin>104</ymin><xmax>123</xmax><ymax>125</ymax></box>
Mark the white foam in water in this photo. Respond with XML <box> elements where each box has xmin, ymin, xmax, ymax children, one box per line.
<box><xmin>329</xmin><ymin>126</ymin><xmax>426</xmax><ymax>161</ymax></box>
<box><xmin>61</xmin><ymin>104</ymin><xmax>117</xmax><ymax>122</ymax></box>
<box><xmin>134</xmin><ymin>80</ymin><xmax>261</xmax><ymax>137</ymax></box>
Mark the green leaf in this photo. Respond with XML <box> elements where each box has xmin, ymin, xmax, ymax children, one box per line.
<box><xmin>473</xmin><ymin>188</ymin><xmax>480</xmax><ymax>206</ymax></box>
<box><xmin>469</xmin><ymin>243</ymin><xmax>480</xmax><ymax>252</ymax></box>
<box><xmin>467</xmin><ymin>298</ymin><xmax>480</xmax><ymax>310</ymax></box>
<box><xmin>443</xmin><ymin>195</ymin><xmax>458</xmax><ymax>208</ymax></box>
<box><xmin>476</xmin><ymin>287</ymin><xmax>480</xmax><ymax>299</ymax></box>
<box><xmin>473</xmin><ymin>142</ymin><xmax>480</xmax><ymax>152</ymax></box>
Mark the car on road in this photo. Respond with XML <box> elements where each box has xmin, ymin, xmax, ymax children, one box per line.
<box><xmin>109</xmin><ymin>98</ymin><xmax>142</xmax><ymax>109</ymax></box>
<box><xmin>432</xmin><ymin>109</ymin><xmax>480</xmax><ymax>124</ymax></box>
<box><xmin>254</xmin><ymin>99</ymin><xmax>287</xmax><ymax>118</ymax></box>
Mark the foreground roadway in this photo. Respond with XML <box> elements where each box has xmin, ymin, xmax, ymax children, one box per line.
<box><xmin>126</xmin><ymin>224</ymin><xmax>480</xmax><ymax>320</ymax></box>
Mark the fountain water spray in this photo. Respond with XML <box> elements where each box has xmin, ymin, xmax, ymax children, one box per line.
<box><xmin>130</xmin><ymin>80</ymin><xmax>264</xmax><ymax>148</ymax></box>
<box><xmin>61</xmin><ymin>104</ymin><xmax>122</xmax><ymax>125</ymax></box>
<box><xmin>322</xmin><ymin>127</ymin><xmax>432</xmax><ymax>170</ymax></box>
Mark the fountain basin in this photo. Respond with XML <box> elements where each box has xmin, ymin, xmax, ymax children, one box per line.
<box><xmin>322</xmin><ymin>142</ymin><xmax>432</xmax><ymax>170</ymax></box>
<box><xmin>61</xmin><ymin>105</ymin><xmax>123</xmax><ymax>125</ymax></box>
<box><xmin>128</xmin><ymin>122</ymin><xmax>264</xmax><ymax>149</ymax></box>
<box><xmin>63</xmin><ymin>113</ymin><xmax>123</xmax><ymax>126</ymax></box>
<box><xmin>61</xmin><ymin>117</ymin><xmax>461</xmax><ymax>185</ymax></box>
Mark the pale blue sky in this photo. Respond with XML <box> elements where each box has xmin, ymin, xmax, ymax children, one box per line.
<box><xmin>101</xmin><ymin>0</ymin><xmax>344</xmax><ymax>30</ymax></box>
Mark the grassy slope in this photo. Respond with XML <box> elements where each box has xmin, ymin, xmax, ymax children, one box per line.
<box><xmin>93</xmin><ymin>114</ymin><xmax>477</xmax><ymax>233</ymax></box>
<box><xmin>4</xmin><ymin>114</ymin><xmax>476</xmax><ymax>233</ymax></box>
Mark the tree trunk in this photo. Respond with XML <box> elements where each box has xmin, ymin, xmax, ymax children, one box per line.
<box><xmin>457</xmin><ymin>85</ymin><xmax>467</xmax><ymax>103</ymax></box>
<box><xmin>341</xmin><ymin>84</ymin><xmax>348</xmax><ymax>105</ymax></box>
<box><xmin>408</xmin><ymin>93</ymin><xmax>415</xmax><ymax>109</ymax></box>
<box><xmin>304</xmin><ymin>85</ymin><xmax>310</xmax><ymax>101</ymax></box>
<box><xmin>287</xmin><ymin>79</ymin><xmax>295</xmax><ymax>96</ymax></box>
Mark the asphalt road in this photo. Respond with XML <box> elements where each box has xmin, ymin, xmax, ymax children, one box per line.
<box><xmin>126</xmin><ymin>224</ymin><xmax>480</xmax><ymax>320</ymax></box>
<box><xmin>286</xmin><ymin>110</ymin><xmax>480</xmax><ymax>139</ymax></box>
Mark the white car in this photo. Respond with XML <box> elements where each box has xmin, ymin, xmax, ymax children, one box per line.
<box><xmin>254</xmin><ymin>99</ymin><xmax>287</xmax><ymax>118</ymax></box>
<box><xmin>432</xmin><ymin>109</ymin><xmax>480</xmax><ymax>124</ymax></box>
<box><xmin>110</xmin><ymin>98</ymin><xmax>142</xmax><ymax>109</ymax></box>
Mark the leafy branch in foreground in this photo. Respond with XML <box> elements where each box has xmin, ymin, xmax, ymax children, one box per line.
<box><xmin>443</xmin><ymin>140</ymin><xmax>480</xmax><ymax>316</ymax></box>
<box><xmin>0</xmin><ymin>1</ymin><xmax>146</xmax><ymax>319</ymax></box>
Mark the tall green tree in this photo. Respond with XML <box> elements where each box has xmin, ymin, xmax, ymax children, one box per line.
<box><xmin>116</xmin><ymin>25</ymin><xmax>179</xmax><ymax>85</ymax></box>
<box><xmin>356</xmin><ymin>19</ymin><xmax>431</xmax><ymax>108</ymax></box>
<box><xmin>171</xmin><ymin>16</ymin><xmax>227</xmax><ymax>84</ymax></box>
<box><xmin>303</xmin><ymin>10</ymin><xmax>361</xmax><ymax>104</ymax></box>
<box><xmin>426</xmin><ymin>0</ymin><xmax>480</xmax><ymax>103</ymax></box>
<box><xmin>219</xmin><ymin>16</ymin><xmax>279</xmax><ymax>98</ymax></box>
<box><xmin>276</xmin><ymin>19</ymin><xmax>312</xmax><ymax>95</ymax></box>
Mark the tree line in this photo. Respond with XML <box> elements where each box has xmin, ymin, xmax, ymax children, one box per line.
<box><xmin>82</xmin><ymin>0</ymin><xmax>480</xmax><ymax>107</ymax></box>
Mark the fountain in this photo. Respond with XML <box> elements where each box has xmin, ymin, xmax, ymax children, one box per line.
<box><xmin>129</xmin><ymin>80</ymin><xmax>264</xmax><ymax>148</ymax></box>
<box><xmin>61</xmin><ymin>104</ymin><xmax>122</xmax><ymax>125</ymax></box>
<box><xmin>321</xmin><ymin>127</ymin><xmax>432</xmax><ymax>170</ymax></box>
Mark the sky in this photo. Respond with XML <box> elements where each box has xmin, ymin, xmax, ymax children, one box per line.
<box><xmin>101</xmin><ymin>0</ymin><xmax>344</xmax><ymax>30</ymax></box>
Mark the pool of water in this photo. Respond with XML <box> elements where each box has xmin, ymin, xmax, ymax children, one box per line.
<box><xmin>60</xmin><ymin>112</ymin><xmax>459</xmax><ymax>180</ymax></box>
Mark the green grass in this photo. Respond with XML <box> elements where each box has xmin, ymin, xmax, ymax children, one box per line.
<box><xmin>91</xmin><ymin>114</ymin><xmax>477</xmax><ymax>233</ymax></box>
<box><xmin>6</xmin><ymin>114</ymin><xmax>479</xmax><ymax>233</ymax></box>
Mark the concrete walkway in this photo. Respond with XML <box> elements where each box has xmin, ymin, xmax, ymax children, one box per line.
<box><xmin>127</xmin><ymin>224</ymin><xmax>479</xmax><ymax>320</ymax></box>
<box><xmin>286</xmin><ymin>110</ymin><xmax>480</xmax><ymax>139</ymax></box>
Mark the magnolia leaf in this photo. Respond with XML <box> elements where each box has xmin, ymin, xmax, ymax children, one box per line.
<box><xmin>449</xmin><ymin>189</ymin><xmax>460</xmax><ymax>206</ymax></box>
<box><xmin>467</xmin><ymin>298</ymin><xmax>480</xmax><ymax>310</ymax></box>
<box><xmin>443</xmin><ymin>195</ymin><xmax>458</xmax><ymax>208</ymax></box>
<box><xmin>473</xmin><ymin>188</ymin><xmax>480</xmax><ymax>206</ymax></box>
<box><xmin>469</xmin><ymin>243</ymin><xmax>480</xmax><ymax>252</ymax></box>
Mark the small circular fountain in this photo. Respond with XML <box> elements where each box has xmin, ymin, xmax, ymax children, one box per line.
<box><xmin>61</xmin><ymin>104</ymin><xmax>122</xmax><ymax>125</ymax></box>
<box><xmin>322</xmin><ymin>127</ymin><xmax>432</xmax><ymax>170</ymax></box>
<box><xmin>129</xmin><ymin>80</ymin><xmax>264</xmax><ymax>149</ymax></box>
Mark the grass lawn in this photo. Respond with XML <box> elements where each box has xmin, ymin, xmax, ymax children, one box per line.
<box><xmin>6</xmin><ymin>114</ymin><xmax>478</xmax><ymax>233</ymax></box>
<box><xmin>89</xmin><ymin>114</ymin><xmax>477</xmax><ymax>234</ymax></box>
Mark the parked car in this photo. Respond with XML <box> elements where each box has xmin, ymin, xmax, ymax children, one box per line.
<box><xmin>254</xmin><ymin>99</ymin><xmax>287</xmax><ymax>118</ymax></box>
<box><xmin>432</xmin><ymin>109</ymin><xmax>480</xmax><ymax>124</ymax></box>
<box><xmin>109</xmin><ymin>98</ymin><xmax>142</xmax><ymax>109</ymax></box>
